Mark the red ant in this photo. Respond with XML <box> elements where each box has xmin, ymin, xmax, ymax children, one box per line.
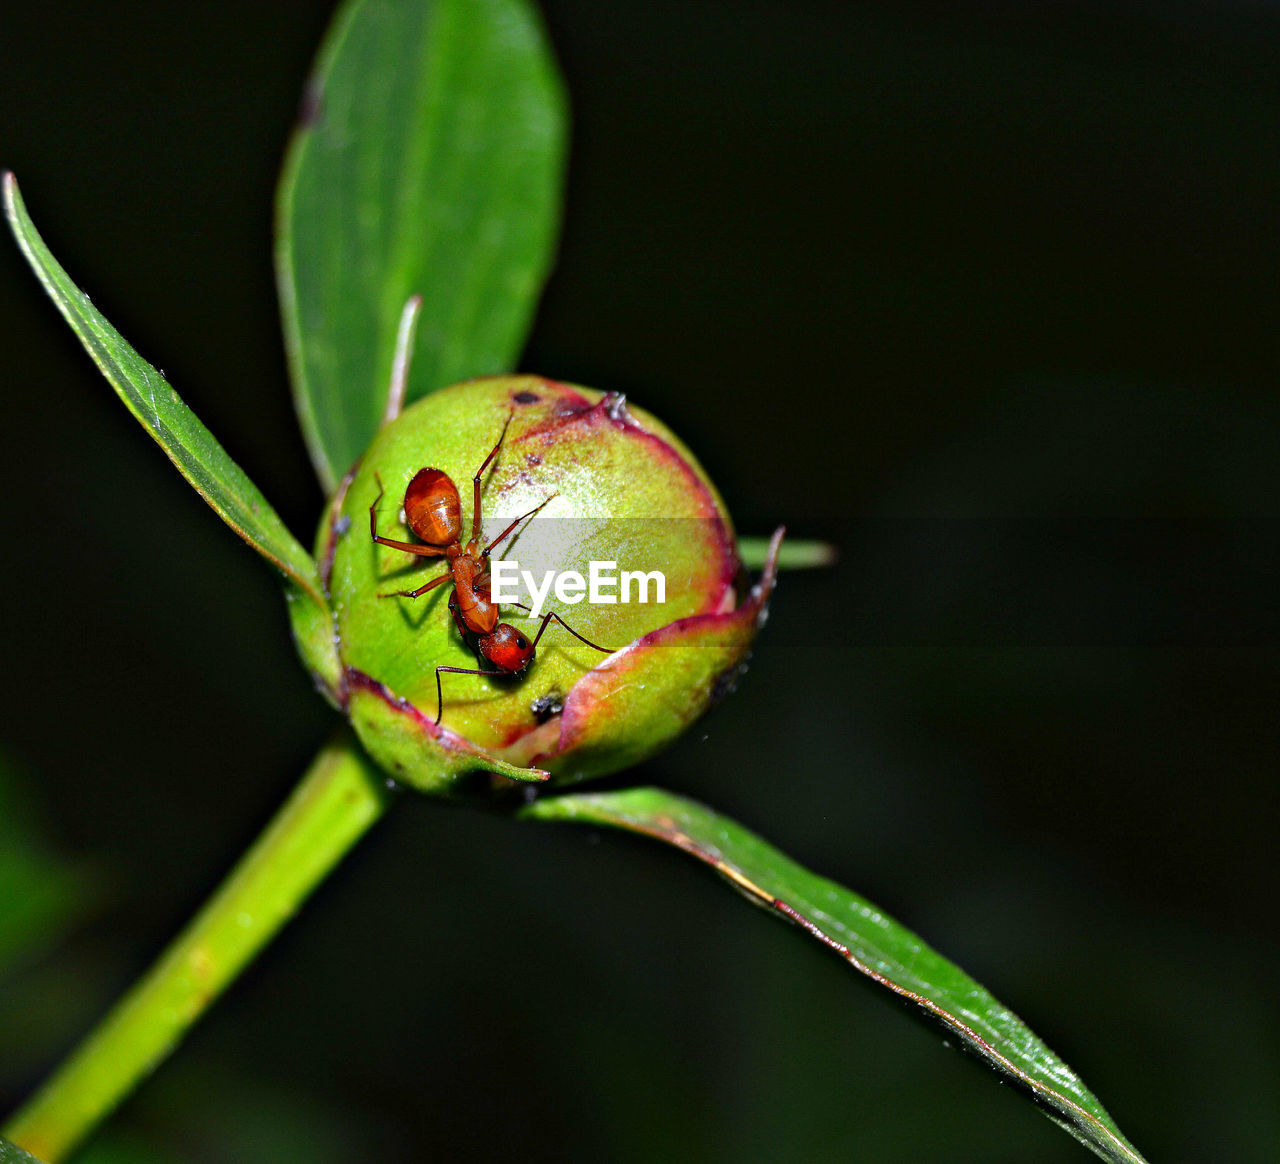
<box><xmin>369</xmin><ymin>410</ymin><xmax>616</xmax><ymax>726</ymax></box>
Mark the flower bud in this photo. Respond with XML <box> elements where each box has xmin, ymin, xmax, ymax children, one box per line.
<box><xmin>311</xmin><ymin>376</ymin><xmax>779</xmax><ymax>795</ymax></box>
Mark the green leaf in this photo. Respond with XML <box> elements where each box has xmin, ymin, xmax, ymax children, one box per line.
<box><xmin>738</xmin><ymin>535</ymin><xmax>836</xmax><ymax>571</ymax></box>
<box><xmin>523</xmin><ymin>787</ymin><xmax>1147</xmax><ymax>1164</ymax></box>
<box><xmin>3</xmin><ymin>174</ymin><xmax>327</xmax><ymax>612</ymax></box>
<box><xmin>0</xmin><ymin>1136</ymin><xmax>46</xmax><ymax>1164</ymax></box>
<box><xmin>277</xmin><ymin>0</ymin><xmax>568</xmax><ymax>491</ymax></box>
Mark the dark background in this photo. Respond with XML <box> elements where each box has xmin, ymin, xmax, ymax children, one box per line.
<box><xmin>2</xmin><ymin>2</ymin><xmax>1278</xmax><ymax>1160</ymax></box>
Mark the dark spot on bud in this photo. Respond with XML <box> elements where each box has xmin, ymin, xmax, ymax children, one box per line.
<box><xmin>710</xmin><ymin>659</ymin><xmax>749</xmax><ymax>706</ymax></box>
<box><xmin>499</xmin><ymin>470</ymin><xmax>536</xmax><ymax>496</ymax></box>
<box><xmin>525</xmin><ymin>453</ymin><xmax>542</xmax><ymax>467</ymax></box>
<box><xmin>531</xmin><ymin>692</ymin><xmax>564</xmax><ymax>722</ymax></box>
<box><xmin>513</xmin><ymin>391</ymin><xmax>540</xmax><ymax>404</ymax></box>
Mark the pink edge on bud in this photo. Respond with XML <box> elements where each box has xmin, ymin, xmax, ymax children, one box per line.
<box><xmin>345</xmin><ymin>668</ymin><xmax>550</xmax><ymax>790</ymax></box>
<box><xmin>512</xmin><ymin>386</ymin><xmax>741</xmax><ymax>615</ymax></box>
<box><xmin>519</xmin><ymin>526</ymin><xmax>785</xmax><ymax>783</ymax></box>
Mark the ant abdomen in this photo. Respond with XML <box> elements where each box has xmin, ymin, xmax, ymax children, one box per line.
<box><xmin>403</xmin><ymin>467</ymin><xmax>460</xmax><ymax>545</ymax></box>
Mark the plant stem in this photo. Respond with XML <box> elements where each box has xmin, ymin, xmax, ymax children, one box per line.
<box><xmin>3</xmin><ymin>727</ymin><xmax>392</xmax><ymax>1162</ymax></box>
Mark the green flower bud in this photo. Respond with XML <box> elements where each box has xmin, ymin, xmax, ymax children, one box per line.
<box><xmin>306</xmin><ymin>376</ymin><xmax>780</xmax><ymax>795</ymax></box>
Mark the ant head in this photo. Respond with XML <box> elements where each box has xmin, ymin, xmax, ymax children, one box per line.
<box><xmin>479</xmin><ymin>623</ymin><xmax>535</xmax><ymax>674</ymax></box>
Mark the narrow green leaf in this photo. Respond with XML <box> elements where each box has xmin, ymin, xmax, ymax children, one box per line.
<box><xmin>277</xmin><ymin>0</ymin><xmax>568</xmax><ymax>490</ymax></box>
<box><xmin>738</xmin><ymin>535</ymin><xmax>837</xmax><ymax>570</ymax></box>
<box><xmin>4</xmin><ymin>174</ymin><xmax>327</xmax><ymax>611</ymax></box>
<box><xmin>523</xmin><ymin>787</ymin><xmax>1146</xmax><ymax>1164</ymax></box>
<box><xmin>0</xmin><ymin>1136</ymin><xmax>45</xmax><ymax>1164</ymax></box>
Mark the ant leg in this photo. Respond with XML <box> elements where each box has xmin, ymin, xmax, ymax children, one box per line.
<box><xmin>471</xmin><ymin>408</ymin><xmax>516</xmax><ymax>542</ymax></box>
<box><xmin>369</xmin><ymin>472</ymin><xmax>447</xmax><ymax>557</ymax></box>
<box><xmin>530</xmin><ymin>611</ymin><xmax>617</xmax><ymax>655</ymax></box>
<box><xmin>483</xmin><ymin>493</ymin><xmax>559</xmax><ymax>557</ymax></box>
<box><xmin>379</xmin><ymin>571</ymin><xmax>452</xmax><ymax>600</ymax></box>
<box><xmin>369</xmin><ymin>471</ymin><xmax>388</xmax><ymax>539</ymax></box>
<box><xmin>382</xmin><ymin>295</ymin><xmax>423</xmax><ymax>426</ymax></box>
<box><xmin>435</xmin><ymin>664</ymin><xmax>502</xmax><ymax>725</ymax></box>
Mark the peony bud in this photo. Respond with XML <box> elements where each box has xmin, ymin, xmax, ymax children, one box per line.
<box><xmin>307</xmin><ymin>376</ymin><xmax>779</xmax><ymax>794</ymax></box>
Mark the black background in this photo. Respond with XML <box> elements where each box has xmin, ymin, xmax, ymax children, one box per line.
<box><xmin>2</xmin><ymin>2</ymin><xmax>1278</xmax><ymax>1161</ymax></box>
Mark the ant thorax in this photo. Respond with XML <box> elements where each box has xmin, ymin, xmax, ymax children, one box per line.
<box><xmin>449</xmin><ymin>554</ymin><xmax>498</xmax><ymax>636</ymax></box>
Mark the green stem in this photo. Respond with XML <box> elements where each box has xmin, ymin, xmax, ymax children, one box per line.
<box><xmin>3</xmin><ymin>727</ymin><xmax>391</xmax><ymax>1162</ymax></box>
